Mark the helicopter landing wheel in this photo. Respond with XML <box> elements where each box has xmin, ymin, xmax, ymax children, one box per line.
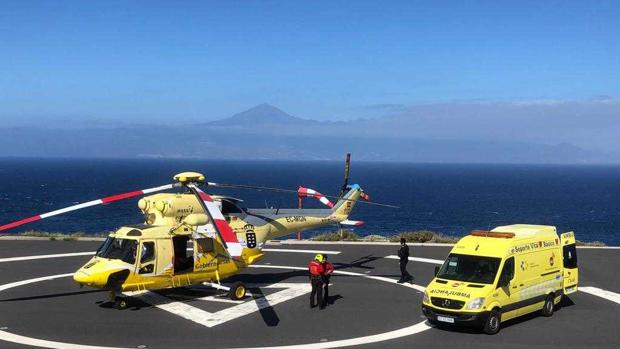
<box><xmin>114</xmin><ymin>297</ymin><xmax>129</xmax><ymax>310</ymax></box>
<box><xmin>229</xmin><ymin>281</ymin><xmax>246</xmax><ymax>300</ymax></box>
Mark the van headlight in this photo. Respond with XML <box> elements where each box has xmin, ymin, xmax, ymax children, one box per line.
<box><xmin>423</xmin><ymin>291</ymin><xmax>430</xmax><ymax>304</ymax></box>
<box><xmin>466</xmin><ymin>297</ymin><xmax>485</xmax><ymax>309</ymax></box>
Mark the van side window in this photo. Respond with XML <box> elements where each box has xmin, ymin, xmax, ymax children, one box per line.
<box><xmin>563</xmin><ymin>244</ymin><xmax>578</xmax><ymax>269</ymax></box>
<box><xmin>499</xmin><ymin>257</ymin><xmax>514</xmax><ymax>285</ymax></box>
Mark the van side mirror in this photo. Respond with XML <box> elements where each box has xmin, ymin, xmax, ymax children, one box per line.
<box><xmin>434</xmin><ymin>266</ymin><xmax>440</xmax><ymax>276</ymax></box>
<box><xmin>183</xmin><ymin>213</ymin><xmax>208</xmax><ymax>226</ymax></box>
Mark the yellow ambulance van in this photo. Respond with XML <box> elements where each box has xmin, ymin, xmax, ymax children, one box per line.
<box><xmin>422</xmin><ymin>224</ymin><xmax>578</xmax><ymax>334</ymax></box>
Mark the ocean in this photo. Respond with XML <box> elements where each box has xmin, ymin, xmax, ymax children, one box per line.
<box><xmin>0</xmin><ymin>158</ymin><xmax>619</xmax><ymax>245</ymax></box>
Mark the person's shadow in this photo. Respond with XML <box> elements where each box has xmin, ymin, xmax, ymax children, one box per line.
<box><xmin>326</xmin><ymin>294</ymin><xmax>343</xmax><ymax>305</ymax></box>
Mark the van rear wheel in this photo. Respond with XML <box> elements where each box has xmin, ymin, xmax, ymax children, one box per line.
<box><xmin>541</xmin><ymin>294</ymin><xmax>554</xmax><ymax>317</ymax></box>
<box><xmin>483</xmin><ymin>309</ymin><xmax>501</xmax><ymax>335</ymax></box>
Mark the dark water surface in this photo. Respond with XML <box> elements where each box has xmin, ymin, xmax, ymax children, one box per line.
<box><xmin>0</xmin><ymin>158</ymin><xmax>619</xmax><ymax>245</ymax></box>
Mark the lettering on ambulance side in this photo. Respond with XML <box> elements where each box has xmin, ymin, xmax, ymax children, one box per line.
<box><xmin>510</xmin><ymin>239</ymin><xmax>558</xmax><ymax>255</ymax></box>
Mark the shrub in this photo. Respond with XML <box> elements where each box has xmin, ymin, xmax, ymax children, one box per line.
<box><xmin>389</xmin><ymin>230</ymin><xmax>461</xmax><ymax>243</ymax></box>
<box><xmin>362</xmin><ymin>234</ymin><xmax>389</xmax><ymax>242</ymax></box>
<box><xmin>312</xmin><ymin>230</ymin><xmax>359</xmax><ymax>241</ymax></box>
<box><xmin>576</xmin><ymin>240</ymin><xmax>607</xmax><ymax>247</ymax></box>
<box><xmin>389</xmin><ymin>230</ymin><xmax>436</xmax><ymax>243</ymax></box>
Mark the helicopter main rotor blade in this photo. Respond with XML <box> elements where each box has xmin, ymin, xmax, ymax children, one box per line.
<box><xmin>207</xmin><ymin>182</ymin><xmax>400</xmax><ymax>209</ymax></box>
<box><xmin>187</xmin><ymin>184</ymin><xmax>242</xmax><ymax>257</ymax></box>
<box><xmin>0</xmin><ymin>183</ymin><xmax>179</xmax><ymax>232</ymax></box>
<box><xmin>298</xmin><ymin>187</ymin><xmax>334</xmax><ymax>208</ymax></box>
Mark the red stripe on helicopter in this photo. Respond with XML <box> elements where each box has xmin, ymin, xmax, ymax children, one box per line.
<box><xmin>195</xmin><ymin>190</ymin><xmax>239</xmax><ymax>243</ymax></box>
<box><xmin>101</xmin><ymin>190</ymin><xmax>145</xmax><ymax>204</ymax></box>
<box><xmin>0</xmin><ymin>215</ymin><xmax>42</xmax><ymax>232</ymax></box>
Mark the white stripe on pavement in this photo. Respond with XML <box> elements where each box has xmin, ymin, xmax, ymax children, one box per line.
<box><xmin>0</xmin><ymin>252</ymin><xmax>95</xmax><ymax>263</ymax></box>
<box><xmin>262</xmin><ymin>248</ymin><xmax>341</xmax><ymax>255</ymax></box>
<box><xmin>578</xmin><ymin>286</ymin><xmax>620</xmax><ymax>305</ymax></box>
<box><xmin>0</xmin><ymin>248</ymin><xmax>341</xmax><ymax>263</ymax></box>
<box><xmin>384</xmin><ymin>255</ymin><xmax>444</xmax><ymax>265</ymax></box>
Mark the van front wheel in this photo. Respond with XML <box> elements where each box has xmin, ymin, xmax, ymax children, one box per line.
<box><xmin>483</xmin><ymin>309</ymin><xmax>501</xmax><ymax>335</ymax></box>
<box><xmin>541</xmin><ymin>295</ymin><xmax>554</xmax><ymax>317</ymax></box>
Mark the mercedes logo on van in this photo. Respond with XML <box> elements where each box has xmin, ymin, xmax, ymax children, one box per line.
<box><xmin>442</xmin><ymin>299</ymin><xmax>451</xmax><ymax>307</ymax></box>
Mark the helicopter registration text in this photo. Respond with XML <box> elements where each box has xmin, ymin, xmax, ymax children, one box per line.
<box><xmin>285</xmin><ymin>216</ymin><xmax>307</xmax><ymax>223</ymax></box>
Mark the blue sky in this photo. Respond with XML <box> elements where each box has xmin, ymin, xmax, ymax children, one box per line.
<box><xmin>1</xmin><ymin>0</ymin><xmax>618</xmax><ymax>124</ymax></box>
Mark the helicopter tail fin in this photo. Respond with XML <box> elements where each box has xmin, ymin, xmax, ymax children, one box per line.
<box><xmin>331</xmin><ymin>184</ymin><xmax>363</xmax><ymax>218</ymax></box>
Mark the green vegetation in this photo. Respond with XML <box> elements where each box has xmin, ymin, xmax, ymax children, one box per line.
<box><xmin>16</xmin><ymin>230</ymin><xmax>107</xmax><ymax>241</ymax></box>
<box><xmin>576</xmin><ymin>240</ymin><xmax>607</xmax><ymax>247</ymax></box>
<box><xmin>361</xmin><ymin>234</ymin><xmax>389</xmax><ymax>242</ymax></box>
<box><xmin>311</xmin><ymin>229</ymin><xmax>460</xmax><ymax>243</ymax></box>
<box><xmin>311</xmin><ymin>230</ymin><xmax>360</xmax><ymax>241</ymax></box>
<box><xmin>389</xmin><ymin>230</ymin><xmax>460</xmax><ymax>243</ymax></box>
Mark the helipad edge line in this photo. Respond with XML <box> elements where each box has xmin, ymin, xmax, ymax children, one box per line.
<box><xmin>578</xmin><ymin>286</ymin><xmax>620</xmax><ymax>305</ymax></box>
<box><xmin>0</xmin><ymin>248</ymin><xmax>340</xmax><ymax>263</ymax></box>
<box><xmin>384</xmin><ymin>255</ymin><xmax>444</xmax><ymax>265</ymax></box>
<box><xmin>261</xmin><ymin>248</ymin><xmax>341</xmax><ymax>254</ymax></box>
<box><xmin>0</xmin><ymin>252</ymin><xmax>95</xmax><ymax>263</ymax></box>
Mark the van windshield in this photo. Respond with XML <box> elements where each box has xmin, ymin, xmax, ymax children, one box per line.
<box><xmin>436</xmin><ymin>253</ymin><xmax>501</xmax><ymax>284</ymax></box>
<box><xmin>96</xmin><ymin>237</ymin><xmax>138</xmax><ymax>264</ymax></box>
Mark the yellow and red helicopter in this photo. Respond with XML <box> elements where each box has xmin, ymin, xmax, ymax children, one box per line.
<box><xmin>0</xmin><ymin>156</ymin><xmax>393</xmax><ymax>308</ymax></box>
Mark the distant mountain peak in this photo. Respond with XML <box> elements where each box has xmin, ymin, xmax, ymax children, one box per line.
<box><xmin>208</xmin><ymin>103</ymin><xmax>310</xmax><ymax>126</ymax></box>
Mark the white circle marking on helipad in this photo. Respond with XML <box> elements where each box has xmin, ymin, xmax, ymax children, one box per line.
<box><xmin>0</xmin><ymin>265</ymin><xmax>430</xmax><ymax>349</ymax></box>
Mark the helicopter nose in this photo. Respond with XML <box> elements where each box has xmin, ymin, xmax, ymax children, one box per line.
<box><xmin>73</xmin><ymin>270</ymin><xmax>95</xmax><ymax>286</ymax></box>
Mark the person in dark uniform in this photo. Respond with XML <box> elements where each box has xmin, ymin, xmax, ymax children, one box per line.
<box><xmin>308</xmin><ymin>254</ymin><xmax>326</xmax><ymax>309</ymax></box>
<box><xmin>398</xmin><ymin>237</ymin><xmax>413</xmax><ymax>283</ymax></box>
<box><xmin>321</xmin><ymin>254</ymin><xmax>334</xmax><ymax>306</ymax></box>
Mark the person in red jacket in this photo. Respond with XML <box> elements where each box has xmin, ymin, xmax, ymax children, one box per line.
<box><xmin>308</xmin><ymin>254</ymin><xmax>326</xmax><ymax>309</ymax></box>
<box><xmin>321</xmin><ymin>254</ymin><xmax>335</xmax><ymax>306</ymax></box>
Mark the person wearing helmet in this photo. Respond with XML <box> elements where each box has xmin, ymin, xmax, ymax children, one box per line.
<box><xmin>308</xmin><ymin>254</ymin><xmax>326</xmax><ymax>309</ymax></box>
<box><xmin>321</xmin><ymin>254</ymin><xmax>335</xmax><ymax>306</ymax></box>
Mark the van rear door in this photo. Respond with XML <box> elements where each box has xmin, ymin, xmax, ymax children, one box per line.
<box><xmin>560</xmin><ymin>232</ymin><xmax>578</xmax><ymax>294</ymax></box>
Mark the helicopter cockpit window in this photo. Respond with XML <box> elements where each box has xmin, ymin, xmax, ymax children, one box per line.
<box><xmin>96</xmin><ymin>237</ymin><xmax>138</xmax><ymax>265</ymax></box>
<box><xmin>221</xmin><ymin>200</ymin><xmax>243</xmax><ymax>215</ymax></box>
<box><xmin>140</xmin><ymin>242</ymin><xmax>155</xmax><ymax>263</ymax></box>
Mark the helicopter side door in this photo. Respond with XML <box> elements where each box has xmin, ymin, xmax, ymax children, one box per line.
<box><xmin>155</xmin><ymin>238</ymin><xmax>174</xmax><ymax>276</ymax></box>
